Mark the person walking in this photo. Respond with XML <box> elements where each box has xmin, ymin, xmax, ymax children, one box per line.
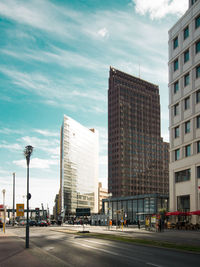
<box><xmin>137</xmin><ymin>220</ymin><xmax>140</xmax><ymax>229</ymax></box>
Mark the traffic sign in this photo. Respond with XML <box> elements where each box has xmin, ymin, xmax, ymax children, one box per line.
<box><xmin>16</xmin><ymin>204</ymin><xmax>24</xmax><ymax>217</ymax></box>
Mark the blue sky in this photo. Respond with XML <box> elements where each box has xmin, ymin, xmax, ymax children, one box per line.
<box><xmin>0</xmin><ymin>0</ymin><xmax>188</xmax><ymax>212</ymax></box>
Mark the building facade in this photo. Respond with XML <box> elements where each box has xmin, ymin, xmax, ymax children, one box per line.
<box><xmin>102</xmin><ymin>194</ymin><xmax>168</xmax><ymax>224</ymax></box>
<box><xmin>108</xmin><ymin>67</ymin><xmax>169</xmax><ymax>198</ymax></box>
<box><xmin>60</xmin><ymin>115</ymin><xmax>99</xmax><ymax>217</ymax></box>
<box><xmin>169</xmin><ymin>0</ymin><xmax>200</xmax><ymax>222</ymax></box>
<box><xmin>98</xmin><ymin>182</ymin><xmax>109</xmax><ymax>213</ymax></box>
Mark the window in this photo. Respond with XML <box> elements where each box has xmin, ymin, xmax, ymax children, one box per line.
<box><xmin>197</xmin><ymin>166</ymin><xmax>200</xmax><ymax>178</ymax></box>
<box><xmin>196</xmin><ymin>40</ymin><xmax>200</xmax><ymax>53</ymax></box>
<box><xmin>175</xmin><ymin>149</ymin><xmax>180</xmax><ymax>161</ymax></box>
<box><xmin>177</xmin><ymin>195</ymin><xmax>190</xmax><ymax>212</ymax></box>
<box><xmin>173</xmin><ymin>36</ymin><xmax>178</xmax><ymax>49</ymax></box>
<box><xmin>195</xmin><ymin>14</ymin><xmax>200</xmax><ymax>29</ymax></box>
<box><xmin>174</xmin><ymin>103</ymin><xmax>179</xmax><ymax>116</ymax></box>
<box><xmin>185</xmin><ymin>120</ymin><xmax>190</xmax><ymax>133</ymax></box>
<box><xmin>196</xmin><ymin>90</ymin><xmax>200</xmax><ymax>103</ymax></box>
<box><xmin>174</xmin><ymin>81</ymin><xmax>179</xmax><ymax>93</ymax></box>
<box><xmin>197</xmin><ymin>141</ymin><xmax>200</xmax><ymax>153</ymax></box>
<box><xmin>174</xmin><ymin>59</ymin><xmax>179</xmax><ymax>71</ymax></box>
<box><xmin>175</xmin><ymin>126</ymin><xmax>179</xmax><ymax>138</ymax></box>
<box><xmin>183</xmin><ymin>26</ymin><xmax>189</xmax><ymax>40</ymax></box>
<box><xmin>185</xmin><ymin>145</ymin><xmax>191</xmax><ymax>157</ymax></box>
<box><xmin>184</xmin><ymin>73</ymin><xmax>190</xmax><ymax>86</ymax></box>
<box><xmin>184</xmin><ymin>50</ymin><xmax>189</xmax><ymax>63</ymax></box>
<box><xmin>196</xmin><ymin>65</ymin><xmax>200</xmax><ymax>78</ymax></box>
<box><xmin>175</xmin><ymin>169</ymin><xmax>191</xmax><ymax>183</ymax></box>
<box><xmin>184</xmin><ymin>97</ymin><xmax>190</xmax><ymax>110</ymax></box>
<box><xmin>192</xmin><ymin>0</ymin><xmax>197</xmax><ymax>5</ymax></box>
<box><xmin>197</xmin><ymin>115</ymin><xmax>200</xmax><ymax>128</ymax></box>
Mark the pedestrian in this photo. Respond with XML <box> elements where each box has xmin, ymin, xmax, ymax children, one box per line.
<box><xmin>158</xmin><ymin>219</ymin><xmax>161</xmax><ymax>232</ymax></box>
<box><xmin>137</xmin><ymin>220</ymin><xmax>140</xmax><ymax>229</ymax></box>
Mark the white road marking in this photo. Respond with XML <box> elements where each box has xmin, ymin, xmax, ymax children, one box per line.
<box><xmin>44</xmin><ymin>246</ymin><xmax>54</xmax><ymax>251</ymax></box>
<box><xmin>79</xmin><ymin>243</ymin><xmax>120</xmax><ymax>256</ymax></box>
<box><xmin>146</xmin><ymin>263</ymin><xmax>163</xmax><ymax>267</ymax></box>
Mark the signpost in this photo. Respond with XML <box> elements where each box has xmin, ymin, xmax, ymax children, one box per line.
<box><xmin>16</xmin><ymin>204</ymin><xmax>24</xmax><ymax>217</ymax></box>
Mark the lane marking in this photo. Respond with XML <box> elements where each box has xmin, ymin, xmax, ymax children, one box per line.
<box><xmin>146</xmin><ymin>263</ymin><xmax>163</xmax><ymax>267</ymax></box>
<box><xmin>79</xmin><ymin>243</ymin><xmax>120</xmax><ymax>256</ymax></box>
<box><xmin>44</xmin><ymin>246</ymin><xmax>54</xmax><ymax>251</ymax></box>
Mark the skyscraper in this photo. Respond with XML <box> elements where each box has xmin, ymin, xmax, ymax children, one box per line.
<box><xmin>169</xmin><ymin>0</ymin><xmax>200</xmax><ymax>222</ymax></box>
<box><xmin>60</xmin><ymin>115</ymin><xmax>99</xmax><ymax>217</ymax></box>
<box><xmin>108</xmin><ymin>67</ymin><xmax>169</xmax><ymax>197</ymax></box>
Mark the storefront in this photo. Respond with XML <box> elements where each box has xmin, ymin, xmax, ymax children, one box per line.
<box><xmin>102</xmin><ymin>194</ymin><xmax>168</xmax><ymax>225</ymax></box>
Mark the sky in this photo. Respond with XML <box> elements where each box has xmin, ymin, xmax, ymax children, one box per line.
<box><xmin>0</xmin><ymin>0</ymin><xmax>188</xmax><ymax>213</ymax></box>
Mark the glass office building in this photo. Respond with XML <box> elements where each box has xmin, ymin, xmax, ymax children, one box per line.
<box><xmin>60</xmin><ymin>115</ymin><xmax>99</xmax><ymax>217</ymax></box>
<box><xmin>102</xmin><ymin>194</ymin><xmax>168</xmax><ymax>224</ymax></box>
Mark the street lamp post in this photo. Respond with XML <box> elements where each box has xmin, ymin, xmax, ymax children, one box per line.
<box><xmin>2</xmin><ymin>189</ymin><xmax>6</xmax><ymax>233</ymax></box>
<box><xmin>24</xmin><ymin>145</ymin><xmax>33</xmax><ymax>249</ymax></box>
<box><xmin>12</xmin><ymin>173</ymin><xmax>15</xmax><ymax>226</ymax></box>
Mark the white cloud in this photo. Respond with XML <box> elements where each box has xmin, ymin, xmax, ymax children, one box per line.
<box><xmin>133</xmin><ymin>0</ymin><xmax>188</xmax><ymax>19</ymax></box>
<box><xmin>97</xmin><ymin>27</ymin><xmax>109</xmax><ymax>38</ymax></box>
<box><xmin>20</xmin><ymin>136</ymin><xmax>60</xmax><ymax>156</ymax></box>
<box><xmin>34</xmin><ymin>129</ymin><xmax>59</xmax><ymax>137</ymax></box>
<box><xmin>0</xmin><ymin>143</ymin><xmax>22</xmax><ymax>150</ymax></box>
<box><xmin>0</xmin><ymin>128</ymin><xmax>23</xmax><ymax>135</ymax></box>
<box><xmin>0</xmin><ymin>0</ymin><xmax>72</xmax><ymax>38</ymax></box>
<box><xmin>13</xmin><ymin>157</ymin><xmax>58</xmax><ymax>169</ymax></box>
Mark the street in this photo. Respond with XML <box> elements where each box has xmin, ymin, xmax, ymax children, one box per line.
<box><xmin>1</xmin><ymin>227</ymin><xmax>199</xmax><ymax>267</ymax></box>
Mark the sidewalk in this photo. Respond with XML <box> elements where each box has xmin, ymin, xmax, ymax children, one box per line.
<box><xmin>0</xmin><ymin>231</ymin><xmax>67</xmax><ymax>267</ymax></box>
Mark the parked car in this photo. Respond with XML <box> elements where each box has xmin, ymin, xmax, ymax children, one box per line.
<box><xmin>29</xmin><ymin>220</ymin><xmax>37</xmax><ymax>226</ymax></box>
<box><xmin>38</xmin><ymin>220</ymin><xmax>48</xmax><ymax>227</ymax></box>
<box><xmin>19</xmin><ymin>220</ymin><xmax>26</xmax><ymax>226</ymax></box>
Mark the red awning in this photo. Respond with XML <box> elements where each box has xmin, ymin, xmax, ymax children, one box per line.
<box><xmin>189</xmin><ymin>210</ymin><xmax>200</xmax><ymax>215</ymax></box>
<box><xmin>165</xmin><ymin>211</ymin><xmax>189</xmax><ymax>216</ymax></box>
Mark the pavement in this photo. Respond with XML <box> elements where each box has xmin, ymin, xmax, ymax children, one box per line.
<box><xmin>0</xmin><ymin>225</ymin><xmax>200</xmax><ymax>267</ymax></box>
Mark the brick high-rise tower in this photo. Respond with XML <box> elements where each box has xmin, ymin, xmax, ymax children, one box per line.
<box><xmin>108</xmin><ymin>67</ymin><xmax>169</xmax><ymax>197</ymax></box>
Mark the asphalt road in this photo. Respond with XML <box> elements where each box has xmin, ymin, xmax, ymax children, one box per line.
<box><xmin>7</xmin><ymin>227</ymin><xmax>200</xmax><ymax>267</ymax></box>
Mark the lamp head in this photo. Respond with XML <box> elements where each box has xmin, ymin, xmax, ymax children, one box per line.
<box><xmin>24</xmin><ymin>145</ymin><xmax>33</xmax><ymax>157</ymax></box>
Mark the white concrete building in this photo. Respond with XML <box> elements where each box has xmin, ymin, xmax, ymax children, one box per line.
<box><xmin>169</xmin><ymin>0</ymin><xmax>200</xmax><ymax>223</ymax></box>
<box><xmin>60</xmin><ymin>115</ymin><xmax>99</xmax><ymax>217</ymax></box>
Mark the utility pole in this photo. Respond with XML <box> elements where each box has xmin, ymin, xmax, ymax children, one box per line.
<box><xmin>12</xmin><ymin>173</ymin><xmax>15</xmax><ymax>226</ymax></box>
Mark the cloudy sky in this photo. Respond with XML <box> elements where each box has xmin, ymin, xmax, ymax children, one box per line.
<box><xmin>0</xmin><ymin>0</ymin><xmax>188</xmax><ymax>212</ymax></box>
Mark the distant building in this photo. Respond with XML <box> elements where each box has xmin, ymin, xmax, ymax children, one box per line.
<box><xmin>98</xmin><ymin>182</ymin><xmax>108</xmax><ymax>213</ymax></box>
<box><xmin>108</xmin><ymin>67</ymin><xmax>169</xmax><ymax>198</ymax></box>
<box><xmin>53</xmin><ymin>194</ymin><xmax>59</xmax><ymax>221</ymax></box>
<box><xmin>168</xmin><ymin>0</ymin><xmax>200</xmax><ymax>222</ymax></box>
<box><xmin>60</xmin><ymin>115</ymin><xmax>99</xmax><ymax>218</ymax></box>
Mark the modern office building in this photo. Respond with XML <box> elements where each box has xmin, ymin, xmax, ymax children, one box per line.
<box><xmin>60</xmin><ymin>115</ymin><xmax>99</xmax><ymax>217</ymax></box>
<box><xmin>108</xmin><ymin>67</ymin><xmax>169</xmax><ymax>198</ymax></box>
<box><xmin>168</xmin><ymin>0</ymin><xmax>200</xmax><ymax>223</ymax></box>
<box><xmin>98</xmin><ymin>182</ymin><xmax>109</xmax><ymax>213</ymax></box>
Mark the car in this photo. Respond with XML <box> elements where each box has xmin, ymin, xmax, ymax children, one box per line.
<box><xmin>38</xmin><ymin>220</ymin><xmax>48</xmax><ymax>227</ymax></box>
<box><xmin>29</xmin><ymin>220</ymin><xmax>37</xmax><ymax>226</ymax></box>
<box><xmin>19</xmin><ymin>220</ymin><xmax>26</xmax><ymax>226</ymax></box>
